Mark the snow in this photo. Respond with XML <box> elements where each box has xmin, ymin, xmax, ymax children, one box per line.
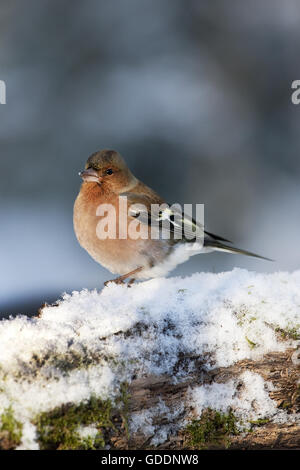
<box><xmin>77</xmin><ymin>425</ymin><xmax>99</xmax><ymax>440</ymax></box>
<box><xmin>190</xmin><ymin>371</ymin><xmax>286</xmax><ymax>426</ymax></box>
<box><xmin>0</xmin><ymin>268</ymin><xmax>299</xmax><ymax>449</ymax></box>
<box><xmin>129</xmin><ymin>399</ymin><xmax>184</xmax><ymax>446</ymax></box>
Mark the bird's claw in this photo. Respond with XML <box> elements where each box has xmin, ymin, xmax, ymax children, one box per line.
<box><xmin>103</xmin><ymin>277</ymin><xmax>136</xmax><ymax>288</ymax></box>
<box><xmin>103</xmin><ymin>278</ymin><xmax>125</xmax><ymax>287</ymax></box>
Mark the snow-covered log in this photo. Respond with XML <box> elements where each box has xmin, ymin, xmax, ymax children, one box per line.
<box><xmin>0</xmin><ymin>269</ymin><xmax>299</xmax><ymax>450</ymax></box>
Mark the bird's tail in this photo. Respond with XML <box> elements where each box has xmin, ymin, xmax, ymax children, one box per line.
<box><xmin>207</xmin><ymin>241</ymin><xmax>273</xmax><ymax>261</ymax></box>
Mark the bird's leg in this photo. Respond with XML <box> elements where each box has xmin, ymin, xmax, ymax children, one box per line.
<box><xmin>104</xmin><ymin>267</ymin><xmax>142</xmax><ymax>287</ymax></box>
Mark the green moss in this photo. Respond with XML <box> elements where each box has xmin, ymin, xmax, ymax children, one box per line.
<box><xmin>34</xmin><ymin>381</ymin><xmax>133</xmax><ymax>450</ymax></box>
<box><xmin>116</xmin><ymin>382</ymin><xmax>130</xmax><ymax>438</ymax></box>
<box><xmin>178</xmin><ymin>289</ymin><xmax>187</xmax><ymax>294</ymax></box>
<box><xmin>249</xmin><ymin>418</ymin><xmax>270</xmax><ymax>426</ymax></box>
<box><xmin>249</xmin><ymin>316</ymin><xmax>257</xmax><ymax>323</ymax></box>
<box><xmin>245</xmin><ymin>336</ymin><xmax>258</xmax><ymax>349</ymax></box>
<box><xmin>29</xmin><ymin>350</ymin><xmax>114</xmax><ymax>376</ymax></box>
<box><xmin>34</xmin><ymin>396</ymin><xmax>114</xmax><ymax>450</ymax></box>
<box><xmin>275</xmin><ymin>326</ymin><xmax>300</xmax><ymax>341</ymax></box>
<box><xmin>185</xmin><ymin>408</ymin><xmax>239</xmax><ymax>449</ymax></box>
<box><xmin>79</xmin><ymin>434</ymin><xmax>105</xmax><ymax>450</ymax></box>
<box><xmin>234</xmin><ymin>305</ymin><xmax>252</xmax><ymax>327</ymax></box>
<box><xmin>0</xmin><ymin>407</ymin><xmax>23</xmax><ymax>446</ymax></box>
<box><xmin>281</xmin><ymin>401</ymin><xmax>292</xmax><ymax>409</ymax></box>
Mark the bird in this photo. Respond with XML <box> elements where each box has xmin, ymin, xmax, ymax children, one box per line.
<box><xmin>74</xmin><ymin>149</ymin><xmax>271</xmax><ymax>286</ymax></box>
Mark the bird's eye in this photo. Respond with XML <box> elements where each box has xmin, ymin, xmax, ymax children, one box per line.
<box><xmin>106</xmin><ymin>168</ymin><xmax>113</xmax><ymax>175</ymax></box>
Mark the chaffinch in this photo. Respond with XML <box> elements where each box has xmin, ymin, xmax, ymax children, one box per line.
<box><xmin>74</xmin><ymin>149</ymin><xmax>270</xmax><ymax>285</ymax></box>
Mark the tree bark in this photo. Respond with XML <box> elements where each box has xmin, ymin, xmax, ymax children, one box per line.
<box><xmin>118</xmin><ymin>348</ymin><xmax>300</xmax><ymax>450</ymax></box>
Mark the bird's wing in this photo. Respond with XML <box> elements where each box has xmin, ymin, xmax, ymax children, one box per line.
<box><xmin>119</xmin><ymin>191</ymin><xmax>271</xmax><ymax>260</ymax></box>
<box><xmin>204</xmin><ymin>239</ymin><xmax>273</xmax><ymax>261</ymax></box>
<box><xmin>119</xmin><ymin>192</ymin><xmax>205</xmax><ymax>241</ymax></box>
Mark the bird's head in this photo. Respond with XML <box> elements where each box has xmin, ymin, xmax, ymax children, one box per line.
<box><xmin>79</xmin><ymin>149</ymin><xmax>136</xmax><ymax>193</ymax></box>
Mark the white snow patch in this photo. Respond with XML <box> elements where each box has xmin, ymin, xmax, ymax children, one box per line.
<box><xmin>16</xmin><ymin>422</ymin><xmax>39</xmax><ymax>451</ymax></box>
<box><xmin>190</xmin><ymin>371</ymin><xmax>295</xmax><ymax>427</ymax></box>
<box><xmin>129</xmin><ymin>399</ymin><xmax>184</xmax><ymax>446</ymax></box>
<box><xmin>77</xmin><ymin>425</ymin><xmax>99</xmax><ymax>439</ymax></box>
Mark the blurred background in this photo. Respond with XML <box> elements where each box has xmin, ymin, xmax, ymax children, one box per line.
<box><xmin>0</xmin><ymin>0</ymin><xmax>300</xmax><ymax>317</ymax></box>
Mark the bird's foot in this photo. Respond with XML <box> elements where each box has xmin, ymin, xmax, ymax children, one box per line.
<box><xmin>103</xmin><ymin>267</ymin><xmax>142</xmax><ymax>288</ymax></box>
<box><xmin>103</xmin><ymin>277</ymin><xmax>125</xmax><ymax>287</ymax></box>
<box><xmin>127</xmin><ymin>278</ymin><xmax>136</xmax><ymax>288</ymax></box>
<box><xmin>103</xmin><ymin>277</ymin><xmax>136</xmax><ymax>288</ymax></box>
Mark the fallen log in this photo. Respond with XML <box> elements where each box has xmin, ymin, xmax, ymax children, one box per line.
<box><xmin>0</xmin><ymin>269</ymin><xmax>299</xmax><ymax>450</ymax></box>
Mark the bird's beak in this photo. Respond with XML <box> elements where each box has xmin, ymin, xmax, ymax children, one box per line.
<box><xmin>79</xmin><ymin>168</ymin><xmax>102</xmax><ymax>183</ymax></box>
